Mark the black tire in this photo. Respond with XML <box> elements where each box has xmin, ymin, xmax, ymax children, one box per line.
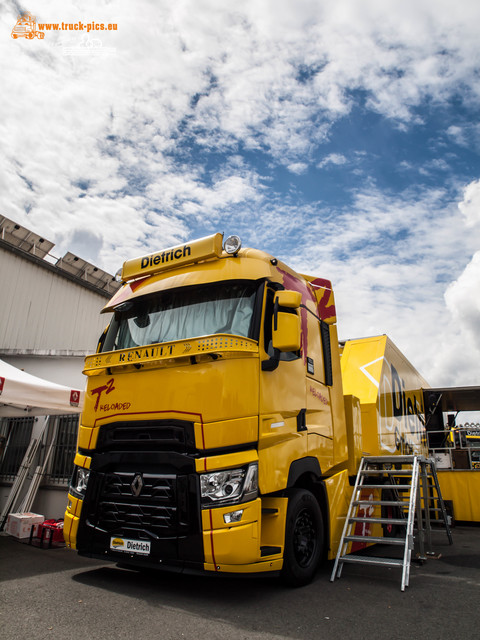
<box><xmin>281</xmin><ymin>489</ymin><xmax>324</xmax><ymax>587</ymax></box>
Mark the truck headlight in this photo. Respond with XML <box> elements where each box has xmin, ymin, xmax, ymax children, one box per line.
<box><xmin>224</xmin><ymin>234</ymin><xmax>242</xmax><ymax>255</ymax></box>
<box><xmin>200</xmin><ymin>462</ymin><xmax>258</xmax><ymax>507</ymax></box>
<box><xmin>69</xmin><ymin>466</ymin><xmax>90</xmax><ymax>498</ymax></box>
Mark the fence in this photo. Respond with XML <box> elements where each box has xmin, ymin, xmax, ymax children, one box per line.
<box><xmin>0</xmin><ymin>414</ymin><xmax>79</xmax><ymax>486</ymax></box>
<box><xmin>44</xmin><ymin>414</ymin><xmax>79</xmax><ymax>485</ymax></box>
<box><xmin>0</xmin><ymin>416</ymin><xmax>35</xmax><ymax>481</ymax></box>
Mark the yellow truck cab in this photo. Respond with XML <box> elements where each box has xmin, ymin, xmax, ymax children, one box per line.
<box><xmin>64</xmin><ymin>233</ymin><xmax>427</xmax><ymax>585</ymax></box>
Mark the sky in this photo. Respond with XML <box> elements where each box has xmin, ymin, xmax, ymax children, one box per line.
<box><xmin>2</xmin><ymin>0</ymin><xmax>480</xmax><ymax>389</ymax></box>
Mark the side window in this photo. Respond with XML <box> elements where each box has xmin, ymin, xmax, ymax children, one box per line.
<box><xmin>303</xmin><ymin>304</ymin><xmax>333</xmax><ymax>386</ymax></box>
<box><xmin>320</xmin><ymin>320</ymin><xmax>333</xmax><ymax>386</ymax></box>
<box><xmin>305</xmin><ymin>310</ymin><xmax>325</xmax><ymax>384</ymax></box>
<box><xmin>263</xmin><ymin>287</ymin><xmax>300</xmax><ymax>362</ymax></box>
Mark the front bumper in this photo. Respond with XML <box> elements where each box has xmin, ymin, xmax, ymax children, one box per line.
<box><xmin>66</xmin><ymin>491</ymin><xmax>286</xmax><ymax>574</ymax></box>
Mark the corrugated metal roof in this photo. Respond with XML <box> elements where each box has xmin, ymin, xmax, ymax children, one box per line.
<box><xmin>0</xmin><ymin>216</ymin><xmax>121</xmax><ymax>297</ymax></box>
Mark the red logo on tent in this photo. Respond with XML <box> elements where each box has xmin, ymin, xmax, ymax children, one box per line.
<box><xmin>0</xmin><ymin>377</ymin><xmax>4</xmax><ymax>395</ymax></box>
<box><xmin>70</xmin><ymin>390</ymin><xmax>81</xmax><ymax>406</ymax></box>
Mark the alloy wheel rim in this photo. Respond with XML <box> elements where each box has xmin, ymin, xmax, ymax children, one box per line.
<box><xmin>293</xmin><ymin>508</ymin><xmax>317</xmax><ymax>567</ymax></box>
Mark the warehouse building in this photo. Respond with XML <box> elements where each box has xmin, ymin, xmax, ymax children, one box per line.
<box><xmin>0</xmin><ymin>215</ymin><xmax>121</xmax><ymax>520</ymax></box>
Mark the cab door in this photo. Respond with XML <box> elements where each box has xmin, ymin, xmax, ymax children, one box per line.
<box><xmin>258</xmin><ymin>286</ymin><xmax>307</xmax><ymax>494</ymax></box>
<box><xmin>304</xmin><ymin>307</ymin><xmax>334</xmax><ymax>472</ymax></box>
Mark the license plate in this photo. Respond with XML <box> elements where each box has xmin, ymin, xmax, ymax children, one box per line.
<box><xmin>110</xmin><ymin>537</ymin><xmax>151</xmax><ymax>556</ymax></box>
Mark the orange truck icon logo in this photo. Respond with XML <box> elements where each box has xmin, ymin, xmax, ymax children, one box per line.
<box><xmin>11</xmin><ymin>12</ymin><xmax>45</xmax><ymax>40</ymax></box>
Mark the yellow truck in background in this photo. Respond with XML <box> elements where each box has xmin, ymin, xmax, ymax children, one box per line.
<box><xmin>64</xmin><ymin>233</ymin><xmax>428</xmax><ymax>585</ymax></box>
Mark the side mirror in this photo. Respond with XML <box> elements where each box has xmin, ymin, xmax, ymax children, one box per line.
<box><xmin>275</xmin><ymin>290</ymin><xmax>302</xmax><ymax>309</ymax></box>
<box><xmin>272</xmin><ymin>290</ymin><xmax>302</xmax><ymax>352</ymax></box>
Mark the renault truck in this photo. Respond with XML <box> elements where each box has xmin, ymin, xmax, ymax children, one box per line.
<box><xmin>64</xmin><ymin>233</ymin><xmax>428</xmax><ymax>585</ymax></box>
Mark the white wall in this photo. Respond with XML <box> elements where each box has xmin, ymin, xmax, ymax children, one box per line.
<box><xmin>0</xmin><ymin>244</ymin><xmax>115</xmax><ymax>524</ymax></box>
<box><xmin>0</xmin><ymin>248</ymin><xmax>111</xmax><ymax>355</ymax></box>
<box><xmin>32</xmin><ymin>487</ymin><xmax>70</xmax><ymax>521</ymax></box>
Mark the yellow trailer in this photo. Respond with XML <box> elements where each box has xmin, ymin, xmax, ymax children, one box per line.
<box><xmin>341</xmin><ymin>335</ymin><xmax>428</xmax><ymax>459</ymax></box>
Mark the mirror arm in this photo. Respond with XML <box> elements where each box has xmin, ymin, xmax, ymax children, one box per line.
<box><xmin>261</xmin><ymin>348</ymin><xmax>280</xmax><ymax>372</ymax></box>
<box><xmin>273</xmin><ymin>298</ymin><xmax>279</xmax><ymax>331</ymax></box>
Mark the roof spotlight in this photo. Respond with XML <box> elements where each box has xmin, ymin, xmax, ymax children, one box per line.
<box><xmin>224</xmin><ymin>235</ymin><xmax>242</xmax><ymax>255</ymax></box>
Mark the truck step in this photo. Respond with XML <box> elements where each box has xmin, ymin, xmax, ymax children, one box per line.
<box><xmin>349</xmin><ymin>516</ymin><xmax>406</xmax><ymax>525</ymax></box>
<box><xmin>356</xmin><ymin>484</ymin><xmax>412</xmax><ymax>490</ymax></box>
<box><xmin>363</xmin><ymin>456</ymin><xmax>418</xmax><ymax>464</ymax></box>
<box><xmin>344</xmin><ymin>535</ymin><xmax>405</xmax><ymax>546</ymax></box>
<box><xmin>339</xmin><ymin>554</ymin><xmax>404</xmax><ymax>568</ymax></box>
<box><xmin>352</xmin><ymin>500</ymin><xmax>407</xmax><ymax>507</ymax></box>
<box><xmin>260</xmin><ymin>546</ymin><xmax>281</xmax><ymax>557</ymax></box>
<box><xmin>360</xmin><ymin>469</ymin><xmax>413</xmax><ymax>475</ymax></box>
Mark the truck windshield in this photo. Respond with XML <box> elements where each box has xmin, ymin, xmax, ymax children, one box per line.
<box><xmin>102</xmin><ymin>281</ymin><xmax>259</xmax><ymax>352</ymax></box>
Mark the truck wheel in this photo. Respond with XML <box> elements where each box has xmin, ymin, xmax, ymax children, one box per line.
<box><xmin>281</xmin><ymin>489</ymin><xmax>323</xmax><ymax>587</ymax></box>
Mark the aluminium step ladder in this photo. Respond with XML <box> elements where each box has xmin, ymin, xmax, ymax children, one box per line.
<box><xmin>330</xmin><ymin>455</ymin><xmax>452</xmax><ymax>591</ymax></box>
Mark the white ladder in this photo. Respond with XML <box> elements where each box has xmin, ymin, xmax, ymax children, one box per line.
<box><xmin>330</xmin><ymin>455</ymin><xmax>452</xmax><ymax>591</ymax></box>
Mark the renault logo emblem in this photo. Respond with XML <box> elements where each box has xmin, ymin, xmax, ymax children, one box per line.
<box><xmin>131</xmin><ymin>473</ymin><xmax>144</xmax><ymax>497</ymax></box>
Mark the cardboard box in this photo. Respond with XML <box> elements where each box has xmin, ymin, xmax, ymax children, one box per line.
<box><xmin>5</xmin><ymin>512</ymin><xmax>44</xmax><ymax>539</ymax></box>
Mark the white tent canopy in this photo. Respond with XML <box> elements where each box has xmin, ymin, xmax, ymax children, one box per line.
<box><xmin>0</xmin><ymin>359</ymin><xmax>83</xmax><ymax>417</ymax></box>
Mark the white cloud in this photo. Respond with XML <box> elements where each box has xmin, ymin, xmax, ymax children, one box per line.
<box><xmin>2</xmin><ymin>0</ymin><xmax>480</xmax><ymax>389</ymax></box>
<box><xmin>287</xmin><ymin>162</ymin><xmax>308</xmax><ymax>175</ymax></box>
<box><xmin>445</xmin><ymin>253</ymin><xmax>480</xmax><ymax>351</ymax></box>
<box><xmin>281</xmin><ymin>185</ymin><xmax>480</xmax><ymax>387</ymax></box>
<box><xmin>317</xmin><ymin>153</ymin><xmax>347</xmax><ymax>169</ymax></box>
<box><xmin>4</xmin><ymin>0</ymin><xmax>480</xmax><ymax>182</ymax></box>
<box><xmin>458</xmin><ymin>179</ymin><xmax>480</xmax><ymax>227</ymax></box>
<box><xmin>447</xmin><ymin>125</ymin><xmax>467</xmax><ymax>146</ymax></box>
<box><xmin>3</xmin><ymin>1</ymin><xmax>480</xmax><ymax>208</ymax></box>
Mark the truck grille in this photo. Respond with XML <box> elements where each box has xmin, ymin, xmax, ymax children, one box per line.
<box><xmin>94</xmin><ymin>419</ymin><xmax>196</xmax><ymax>453</ymax></box>
<box><xmin>95</xmin><ymin>472</ymin><xmax>185</xmax><ymax>537</ymax></box>
<box><xmin>102</xmin><ymin>472</ymin><xmax>175</xmax><ymax>500</ymax></box>
<box><xmin>85</xmin><ymin>420</ymin><xmax>199</xmax><ymax>545</ymax></box>
<box><xmin>98</xmin><ymin>501</ymin><xmax>176</xmax><ymax>535</ymax></box>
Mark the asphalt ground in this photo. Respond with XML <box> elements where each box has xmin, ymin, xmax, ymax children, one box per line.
<box><xmin>1</xmin><ymin>525</ymin><xmax>479</xmax><ymax>640</ymax></box>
